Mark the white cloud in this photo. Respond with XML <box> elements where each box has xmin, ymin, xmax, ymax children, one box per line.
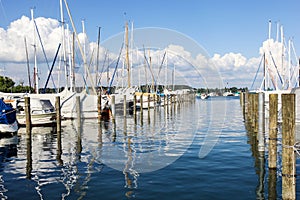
<box><xmin>0</xmin><ymin>16</ymin><xmax>283</xmax><ymax>89</ymax></box>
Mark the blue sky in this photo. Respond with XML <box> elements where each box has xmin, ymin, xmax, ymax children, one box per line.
<box><xmin>1</xmin><ymin>0</ymin><xmax>299</xmax><ymax>58</ymax></box>
<box><xmin>0</xmin><ymin>0</ymin><xmax>299</xmax><ymax>88</ymax></box>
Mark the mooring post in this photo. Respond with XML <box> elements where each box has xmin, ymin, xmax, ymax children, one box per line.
<box><xmin>24</xmin><ymin>96</ymin><xmax>31</xmax><ymax>131</ymax></box>
<box><xmin>269</xmin><ymin>94</ymin><xmax>278</xmax><ymax>169</ymax></box>
<box><xmin>98</xmin><ymin>93</ymin><xmax>102</xmax><ymax>122</ymax></box>
<box><xmin>281</xmin><ymin>93</ymin><xmax>296</xmax><ymax>199</ymax></box>
<box><xmin>111</xmin><ymin>95</ymin><xmax>116</xmax><ymax>120</ymax></box>
<box><xmin>240</xmin><ymin>92</ymin><xmax>244</xmax><ymax>105</ymax></box>
<box><xmin>55</xmin><ymin>96</ymin><xmax>61</xmax><ymax>133</ymax></box>
<box><xmin>247</xmin><ymin>93</ymin><xmax>252</xmax><ymax>127</ymax></box>
<box><xmin>148</xmin><ymin>94</ymin><xmax>150</xmax><ymax>112</ymax></box>
<box><xmin>133</xmin><ymin>94</ymin><xmax>136</xmax><ymax>116</ymax></box>
<box><xmin>244</xmin><ymin>92</ymin><xmax>249</xmax><ymax>116</ymax></box>
<box><xmin>25</xmin><ymin>97</ymin><xmax>32</xmax><ymax>179</ymax></box>
<box><xmin>253</xmin><ymin>93</ymin><xmax>259</xmax><ymax>132</ymax></box>
<box><xmin>140</xmin><ymin>93</ymin><xmax>143</xmax><ymax>116</ymax></box>
<box><xmin>257</xmin><ymin>92</ymin><xmax>265</xmax><ymax>151</ymax></box>
<box><xmin>123</xmin><ymin>95</ymin><xmax>127</xmax><ymax>117</ymax></box>
<box><xmin>241</xmin><ymin>92</ymin><xmax>246</xmax><ymax>116</ymax></box>
<box><xmin>76</xmin><ymin>96</ymin><xmax>81</xmax><ymax>126</ymax></box>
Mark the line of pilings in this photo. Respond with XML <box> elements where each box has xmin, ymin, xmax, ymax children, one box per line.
<box><xmin>241</xmin><ymin>92</ymin><xmax>296</xmax><ymax>199</ymax></box>
<box><xmin>96</xmin><ymin>92</ymin><xmax>195</xmax><ymax>124</ymax></box>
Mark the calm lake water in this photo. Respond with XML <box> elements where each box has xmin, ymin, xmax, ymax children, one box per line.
<box><xmin>0</xmin><ymin>96</ymin><xmax>299</xmax><ymax>199</ymax></box>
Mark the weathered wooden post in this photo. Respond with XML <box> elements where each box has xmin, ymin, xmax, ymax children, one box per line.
<box><xmin>25</xmin><ymin>96</ymin><xmax>32</xmax><ymax>179</ymax></box>
<box><xmin>140</xmin><ymin>93</ymin><xmax>143</xmax><ymax>126</ymax></box>
<box><xmin>281</xmin><ymin>94</ymin><xmax>296</xmax><ymax>199</ymax></box>
<box><xmin>148</xmin><ymin>94</ymin><xmax>151</xmax><ymax>125</ymax></box>
<box><xmin>244</xmin><ymin>92</ymin><xmax>249</xmax><ymax>116</ymax></box>
<box><xmin>133</xmin><ymin>94</ymin><xmax>136</xmax><ymax>116</ymax></box>
<box><xmin>123</xmin><ymin>95</ymin><xmax>127</xmax><ymax>117</ymax></box>
<box><xmin>140</xmin><ymin>93</ymin><xmax>143</xmax><ymax>116</ymax></box>
<box><xmin>98</xmin><ymin>94</ymin><xmax>102</xmax><ymax>122</ymax></box>
<box><xmin>257</xmin><ymin>92</ymin><xmax>265</xmax><ymax>152</ymax></box>
<box><xmin>253</xmin><ymin>93</ymin><xmax>259</xmax><ymax>132</ymax></box>
<box><xmin>56</xmin><ymin>96</ymin><xmax>63</xmax><ymax>166</ymax></box>
<box><xmin>246</xmin><ymin>93</ymin><xmax>252</xmax><ymax>126</ymax></box>
<box><xmin>24</xmin><ymin>97</ymin><xmax>31</xmax><ymax>130</ymax></box>
<box><xmin>55</xmin><ymin>96</ymin><xmax>61</xmax><ymax>133</ymax></box>
<box><xmin>111</xmin><ymin>95</ymin><xmax>116</xmax><ymax>120</ymax></box>
<box><xmin>148</xmin><ymin>94</ymin><xmax>150</xmax><ymax>112</ymax></box>
<box><xmin>268</xmin><ymin>94</ymin><xmax>278</xmax><ymax>169</ymax></box>
<box><xmin>240</xmin><ymin>92</ymin><xmax>244</xmax><ymax>105</ymax></box>
<box><xmin>76</xmin><ymin>96</ymin><xmax>81</xmax><ymax>126</ymax></box>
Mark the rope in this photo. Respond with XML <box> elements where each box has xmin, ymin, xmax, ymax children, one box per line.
<box><xmin>0</xmin><ymin>109</ymin><xmax>16</xmax><ymax>117</ymax></box>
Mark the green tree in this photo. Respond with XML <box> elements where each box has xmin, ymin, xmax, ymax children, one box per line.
<box><xmin>0</xmin><ymin>76</ymin><xmax>15</xmax><ymax>92</ymax></box>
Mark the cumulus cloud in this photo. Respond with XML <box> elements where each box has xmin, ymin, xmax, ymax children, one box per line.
<box><xmin>0</xmin><ymin>15</ymin><xmax>271</xmax><ymax>89</ymax></box>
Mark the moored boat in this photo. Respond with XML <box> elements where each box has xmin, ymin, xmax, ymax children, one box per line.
<box><xmin>0</xmin><ymin>99</ymin><xmax>18</xmax><ymax>133</ymax></box>
<box><xmin>16</xmin><ymin>98</ymin><xmax>56</xmax><ymax>126</ymax></box>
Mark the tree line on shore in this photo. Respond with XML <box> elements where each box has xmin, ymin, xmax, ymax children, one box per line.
<box><xmin>0</xmin><ymin>75</ymin><xmax>248</xmax><ymax>94</ymax></box>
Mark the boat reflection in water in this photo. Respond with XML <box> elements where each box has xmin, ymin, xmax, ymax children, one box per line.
<box><xmin>0</xmin><ymin>133</ymin><xmax>18</xmax><ymax>199</ymax></box>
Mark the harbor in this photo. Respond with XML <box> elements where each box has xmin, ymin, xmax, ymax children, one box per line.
<box><xmin>0</xmin><ymin>0</ymin><xmax>300</xmax><ymax>199</ymax></box>
<box><xmin>0</xmin><ymin>95</ymin><xmax>299</xmax><ymax>199</ymax></box>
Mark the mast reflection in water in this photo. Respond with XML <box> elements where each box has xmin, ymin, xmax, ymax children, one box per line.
<box><xmin>0</xmin><ymin>97</ymin><xmax>299</xmax><ymax>199</ymax></box>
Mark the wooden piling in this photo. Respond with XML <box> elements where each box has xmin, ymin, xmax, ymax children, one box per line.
<box><xmin>244</xmin><ymin>92</ymin><xmax>249</xmax><ymax>116</ymax></box>
<box><xmin>148</xmin><ymin>94</ymin><xmax>150</xmax><ymax>112</ymax></box>
<box><xmin>98</xmin><ymin>94</ymin><xmax>102</xmax><ymax>122</ymax></box>
<box><xmin>111</xmin><ymin>95</ymin><xmax>115</xmax><ymax>120</ymax></box>
<box><xmin>240</xmin><ymin>92</ymin><xmax>244</xmax><ymax>105</ymax></box>
<box><xmin>55</xmin><ymin>96</ymin><xmax>61</xmax><ymax>133</ymax></box>
<box><xmin>253</xmin><ymin>93</ymin><xmax>259</xmax><ymax>133</ymax></box>
<box><xmin>24</xmin><ymin>97</ymin><xmax>31</xmax><ymax>130</ymax></box>
<box><xmin>247</xmin><ymin>93</ymin><xmax>252</xmax><ymax>126</ymax></box>
<box><xmin>281</xmin><ymin>94</ymin><xmax>296</xmax><ymax>199</ymax></box>
<box><xmin>257</xmin><ymin>92</ymin><xmax>264</xmax><ymax>152</ymax></box>
<box><xmin>123</xmin><ymin>95</ymin><xmax>127</xmax><ymax>117</ymax></box>
<box><xmin>268</xmin><ymin>94</ymin><xmax>278</xmax><ymax>169</ymax></box>
<box><xmin>133</xmin><ymin>94</ymin><xmax>136</xmax><ymax>116</ymax></box>
<box><xmin>76</xmin><ymin>96</ymin><xmax>81</xmax><ymax>126</ymax></box>
<box><xmin>140</xmin><ymin>93</ymin><xmax>143</xmax><ymax>116</ymax></box>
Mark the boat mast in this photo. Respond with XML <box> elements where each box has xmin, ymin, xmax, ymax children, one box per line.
<box><xmin>72</xmin><ymin>32</ymin><xmax>76</xmax><ymax>91</ymax></box>
<box><xmin>24</xmin><ymin>37</ymin><xmax>32</xmax><ymax>90</ymax></box>
<box><xmin>288</xmin><ymin>39</ymin><xmax>291</xmax><ymax>88</ymax></box>
<box><xmin>31</xmin><ymin>8</ymin><xmax>39</xmax><ymax>94</ymax></box>
<box><xmin>60</xmin><ymin>0</ymin><xmax>68</xmax><ymax>89</ymax></box>
<box><xmin>280</xmin><ymin>25</ymin><xmax>284</xmax><ymax>90</ymax></box>
<box><xmin>82</xmin><ymin>20</ymin><xmax>87</xmax><ymax>81</ymax></box>
<box><xmin>130</xmin><ymin>21</ymin><xmax>134</xmax><ymax>87</ymax></box>
<box><xmin>66</xmin><ymin>24</ymin><xmax>73</xmax><ymax>91</ymax></box>
<box><xmin>95</xmin><ymin>27</ymin><xmax>101</xmax><ymax>88</ymax></box>
<box><xmin>263</xmin><ymin>53</ymin><xmax>266</xmax><ymax>91</ymax></box>
<box><xmin>125</xmin><ymin>22</ymin><xmax>130</xmax><ymax>87</ymax></box>
<box><xmin>63</xmin><ymin>0</ymin><xmax>96</xmax><ymax>94</ymax></box>
<box><xmin>268</xmin><ymin>20</ymin><xmax>271</xmax><ymax>40</ymax></box>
